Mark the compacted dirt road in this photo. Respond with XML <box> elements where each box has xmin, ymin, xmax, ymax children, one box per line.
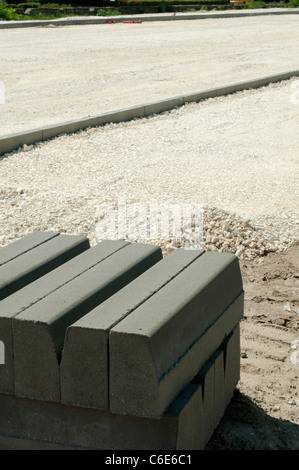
<box><xmin>1</xmin><ymin>13</ymin><xmax>299</xmax><ymax>136</ymax></box>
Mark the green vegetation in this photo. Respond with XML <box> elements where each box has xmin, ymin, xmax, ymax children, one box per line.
<box><xmin>0</xmin><ymin>0</ymin><xmax>298</xmax><ymax>22</ymax></box>
<box><xmin>246</xmin><ymin>0</ymin><xmax>267</xmax><ymax>8</ymax></box>
<box><xmin>117</xmin><ymin>0</ymin><xmax>229</xmax><ymax>5</ymax></box>
<box><xmin>0</xmin><ymin>0</ymin><xmax>16</xmax><ymax>18</ymax></box>
<box><xmin>16</xmin><ymin>2</ymin><xmax>41</xmax><ymax>7</ymax></box>
<box><xmin>95</xmin><ymin>8</ymin><xmax>121</xmax><ymax>15</ymax></box>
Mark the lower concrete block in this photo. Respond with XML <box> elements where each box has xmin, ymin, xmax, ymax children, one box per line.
<box><xmin>12</xmin><ymin>243</ymin><xmax>162</xmax><ymax>402</ymax></box>
<box><xmin>0</xmin><ymin>232</ymin><xmax>90</xmax><ymax>301</ymax></box>
<box><xmin>60</xmin><ymin>249</ymin><xmax>203</xmax><ymax>410</ymax></box>
<box><xmin>0</xmin><ymin>240</ymin><xmax>128</xmax><ymax>395</ymax></box>
<box><xmin>209</xmin><ymin>348</ymin><xmax>226</xmax><ymax>430</ymax></box>
<box><xmin>109</xmin><ymin>251</ymin><xmax>243</xmax><ymax>418</ymax></box>
<box><xmin>0</xmin><ymin>387</ymin><xmax>200</xmax><ymax>450</ymax></box>
<box><xmin>192</xmin><ymin>328</ymin><xmax>239</xmax><ymax>444</ymax></box>
<box><xmin>192</xmin><ymin>359</ymin><xmax>215</xmax><ymax>443</ymax></box>
<box><xmin>0</xmin><ymin>328</ymin><xmax>239</xmax><ymax>450</ymax></box>
<box><xmin>222</xmin><ymin>324</ymin><xmax>240</xmax><ymax>408</ymax></box>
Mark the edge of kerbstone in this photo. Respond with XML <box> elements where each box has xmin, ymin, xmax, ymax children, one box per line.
<box><xmin>1</xmin><ymin>69</ymin><xmax>299</xmax><ymax>155</ymax></box>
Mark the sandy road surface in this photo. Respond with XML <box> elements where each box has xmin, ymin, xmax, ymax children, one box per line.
<box><xmin>1</xmin><ymin>14</ymin><xmax>299</xmax><ymax>136</ymax></box>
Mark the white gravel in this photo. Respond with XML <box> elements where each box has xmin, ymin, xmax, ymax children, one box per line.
<box><xmin>0</xmin><ymin>78</ymin><xmax>298</xmax><ymax>259</ymax></box>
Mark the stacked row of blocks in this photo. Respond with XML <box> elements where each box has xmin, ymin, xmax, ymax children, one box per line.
<box><xmin>0</xmin><ymin>231</ymin><xmax>244</xmax><ymax>449</ymax></box>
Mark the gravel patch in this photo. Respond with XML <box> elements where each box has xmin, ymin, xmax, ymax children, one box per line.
<box><xmin>0</xmin><ymin>79</ymin><xmax>298</xmax><ymax>260</ymax></box>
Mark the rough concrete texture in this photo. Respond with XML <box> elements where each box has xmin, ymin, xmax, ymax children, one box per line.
<box><xmin>12</xmin><ymin>242</ymin><xmax>162</xmax><ymax>401</ymax></box>
<box><xmin>0</xmin><ymin>232</ymin><xmax>89</xmax><ymax>301</ymax></box>
<box><xmin>0</xmin><ymin>239</ymin><xmax>129</xmax><ymax>395</ymax></box>
<box><xmin>109</xmin><ymin>251</ymin><xmax>243</xmax><ymax>418</ymax></box>
<box><xmin>60</xmin><ymin>248</ymin><xmax>204</xmax><ymax>409</ymax></box>
<box><xmin>0</xmin><ymin>327</ymin><xmax>239</xmax><ymax>450</ymax></box>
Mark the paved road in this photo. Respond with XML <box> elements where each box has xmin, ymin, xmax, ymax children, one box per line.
<box><xmin>0</xmin><ymin>11</ymin><xmax>299</xmax><ymax>136</ymax></box>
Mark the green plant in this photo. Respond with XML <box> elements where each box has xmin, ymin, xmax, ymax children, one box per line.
<box><xmin>287</xmin><ymin>0</ymin><xmax>299</xmax><ymax>6</ymax></box>
<box><xmin>0</xmin><ymin>0</ymin><xmax>17</xmax><ymax>18</ymax></box>
<box><xmin>95</xmin><ymin>8</ymin><xmax>121</xmax><ymax>15</ymax></box>
<box><xmin>41</xmin><ymin>2</ymin><xmax>60</xmax><ymax>6</ymax></box>
<box><xmin>17</xmin><ymin>2</ymin><xmax>41</xmax><ymax>7</ymax></box>
<box><xmin>158</xmin><ymin>0</ymin><xmax>173</xmax><ymax>11</ymax></box>
<box><xmin>246</xmin><ymin>0</ymin><xmax>267</xmax><ymax>7</ymax></box>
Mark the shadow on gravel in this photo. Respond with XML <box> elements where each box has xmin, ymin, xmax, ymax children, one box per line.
<box><xmin>205</xmin><ymin>389</ymin><xmax>299</xmax><ymax>450</ymax></box>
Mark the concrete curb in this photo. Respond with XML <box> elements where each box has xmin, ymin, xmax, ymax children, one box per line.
<box><xmin>0</xmin><ymin>8</ymin><xmax>299</xmax><ymax>29</ymax></box>
<box><xmin>0</xmin><ymin>233</ymin><xmax>243</xmax><ymax>449</ymax></box>
<box><xmin>1</xmin><ymin>69</ymin><xmax>299</xmax><ymax>156</ymax></box>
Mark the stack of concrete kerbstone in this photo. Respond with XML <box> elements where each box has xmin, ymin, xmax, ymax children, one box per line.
<box><xmin>0</xmin><ymin>232</ymin><xmax>243</xmax><ymax>450</ymax></box>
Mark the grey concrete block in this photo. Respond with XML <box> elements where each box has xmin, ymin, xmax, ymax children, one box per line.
<box><xmin>60</xmin><ymin>249</ymin><xmax>204</xmax><ymax>410</ymax></box>
<box><xmin>36</xmin><ymin>106</ymin><xmax>146</xmax><ymax>142</ymax></box>
<box><xmin>0</xmin><ymin>129</ymin><xmax>43</xmax><ymax>155</ymax></box>
<box><xmin>183</xmin><ymin>88</ymin><xmax>220</xmax><ymax>104</ymax></box>
<box><xmin>13</xmin><ymin>242</ymin><xmax>162</xmax><ymax>402</ymax></box>
<box><xmin>0</xmin><ymin>326</ymin><xmax>240</xmax><ymax>450</ymax></box>
<box><xmin>0</xmin><ymin>231</ymin><xmax>58</xmax><ymax>266</ymax></box>
<box><xmin>0</xmin><ymin>334</ymin><xmax>233</xmax><ymax>450</ymax></box>
<box><xmin>109</xmin><ymin>251</ymin><xmax>243</xmax><ymax>418</ymax></box>
<box><xmin>95</xmin><ymin>105</ymin><xmax>146</xmax><ymax>125</ymax></box>
<box><xmin>222</xmin><ymin>324</ymin><xmax>240</xmax><ymax>407</ymax></box>
<box><xmin>0</xmin><ymin>232</ymin><xmax>89</xmax><ymax>301</ymax></box>
<box><xmin>0</xmin><ymin>434</ymin><xmax>82</xmax><ymax>450</ymax></box>
<box><xmin>0</xmin><ymin>384</ymin><xmax>201</xmax><ymax>450</ymax></box>
<box><xmin>192</xmin><ymin>327</ymin><xmax>240</xmax><ymax>442</ymax></box>
<box><xmin>191</xmin><ymin>359</ymin><xmax>215</xmax><ymax>445</ymax></box>
<box><xmin>210</xmin><ymin>348</ymin><xmax>226</xmax><ymax>427</ymax></box>
<box><xmin>0</xmin><ymin>240</ymin><xmax>128</xmax><ymax>395</ymax></box>
<box><xmin>144</xmin><ymin>96</ymin><xmax>185</xmax><ymax>116</ymax></box>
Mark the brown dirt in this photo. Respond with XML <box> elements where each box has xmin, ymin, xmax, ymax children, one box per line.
<box><xmin>206</xmin><ymin>242</ymin><xmax>299</xmax><ymax>450</ymax></box>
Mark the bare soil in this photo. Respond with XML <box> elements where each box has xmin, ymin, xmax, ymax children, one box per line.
<box><xmin>207</xmin><ymin>243</ymin><xmax>299</xmax><ymax>450</ymax></box>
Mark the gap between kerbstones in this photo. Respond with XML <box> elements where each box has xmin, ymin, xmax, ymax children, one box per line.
<box><xmin>1</xmin><ymin>69</ymin><xmax>299</xmax><ymax>156</ymax></box>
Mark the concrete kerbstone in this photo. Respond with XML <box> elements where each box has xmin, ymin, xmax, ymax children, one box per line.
<box><xmin>60</xmin><ymin>248</ymin><xmax>204</xmax><ymax>410</ymax></box>
<box><xmin>0</xmin><ymin>232</ymin><xmax>89</xmax><ymax>301</ymax></box>
<box><xmin>0</xmin><ymin>231</ymin><xmax>59</xmax><ymax>266</ymax></box>
<box><xmin>2</xmin><ymin>70</ymin><xmax>298</xmax><ymax>155</ymax></box>
<box><xmin>1</xmin><ymin>10</ymin><xmax>299</xmax><ymax>30</ymax></box>
<box><xmin>0</xmin><ymin>240</ymin><xmax>128</xmax><ymax>395</ymax></box>
<box><xmin>222</xmin><ymin>324</ymin><xmax>241</xmax><ymax>407</ymax></box>
<box><xmin>0</xmin><ymin>129</ymin><xmax>43</xmax><ymax>155</ymax></box>
<box><xmin>12</xmin><ymin>242</ymin><xmax>162</xmax><ymax>402</ymax></box>
<box><xmin>144</xmin><ymin>96</ymin><xmax>185</xmax><ymax>116</ymax></box>
<box><xmin>0</xmin><ymin>326</ymin><xmax>240</xmax><ymax>450</ymax></box>
<box><xmin>109</xmin><ymin>251</ymin><xmax>243</xmax><ymax>418</ymax></box>
<box><xmin>41</xmin><ymin>105</ymin><xmax>146</xmax><ymax>141</ymax></box>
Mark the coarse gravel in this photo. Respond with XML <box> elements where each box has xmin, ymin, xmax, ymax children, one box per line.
<box><xmin>0</xmin><ymin>78</ymin><xmax>298</xmax><ymax>259</ymax></box>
